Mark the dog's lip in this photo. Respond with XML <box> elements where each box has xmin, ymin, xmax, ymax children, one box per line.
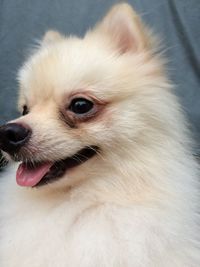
<box><xmin>16</xmin><ymin>146</ymin><xmax>99</xmax><ymax>187</ymax></box>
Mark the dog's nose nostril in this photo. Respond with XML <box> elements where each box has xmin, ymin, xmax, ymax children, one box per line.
<box><xmin>0</xmin><ymin>123</ymin><xmax>31</xmax><ymax>153</ymax></box>
<box><xmin>5</xmin><ymin>125</ymin><xmax>29</xmax><ymax>143</ymax></box>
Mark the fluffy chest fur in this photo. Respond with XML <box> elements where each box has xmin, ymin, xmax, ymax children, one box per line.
<box><xmin>0</xmin><ymin>165</ymin><xmax>200</xmax><ymax>267</ymax></box>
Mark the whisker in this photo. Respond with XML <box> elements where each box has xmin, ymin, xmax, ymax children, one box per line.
<box><xmin>87</xmin><ymin>145</ymin><xmax>106</xmax><ymax>162</ymax></box>
<box><xmin>0</xmin><ymin>152</ymin><xmax>8</xmax><ymax>169</ymax></box>
<box><xmin>72</xmin><ymin>154</ymin><xmax>86</xmax><ymax>164</ymax></box>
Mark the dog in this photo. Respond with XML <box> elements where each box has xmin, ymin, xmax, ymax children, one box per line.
<box><xmin>0</xmin><ymin>3</ymin><xmax>200</xmax><ymax>266</ymax></box>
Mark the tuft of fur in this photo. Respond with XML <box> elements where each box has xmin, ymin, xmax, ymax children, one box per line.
<box><xmin>0</xmin><ymin>3</ymin><xmax>200</xmax><ymax>267</ymax></box>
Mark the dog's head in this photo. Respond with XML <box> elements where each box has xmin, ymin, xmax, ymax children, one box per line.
<box><xmin>0</xmin><ymin>4</ymin><xmax>169</xmax><ymax>188</ymax></box>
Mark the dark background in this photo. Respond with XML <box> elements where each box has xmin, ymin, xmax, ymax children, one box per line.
<box><xmin>0</xmin><ymin>0</ymin><xmax>199</xmax><ymax>156</ymax></box>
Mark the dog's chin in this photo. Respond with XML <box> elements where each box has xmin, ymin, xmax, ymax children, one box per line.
<box><xmin>15</xmin><ymin>146</ymin><xmax>99</xmax><ymax>188</ymax></box>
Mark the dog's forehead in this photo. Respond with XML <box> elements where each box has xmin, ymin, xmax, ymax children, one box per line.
<box><xmin>18</xmin><ymin>39</ymin><xmax>121</xmax><ymax>103</ymax></box>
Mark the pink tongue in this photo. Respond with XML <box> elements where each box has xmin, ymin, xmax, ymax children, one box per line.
<box><xmin>16</xmin><ymin>162</ymin><xmax>53</xmax><ymax>187</ymax></box>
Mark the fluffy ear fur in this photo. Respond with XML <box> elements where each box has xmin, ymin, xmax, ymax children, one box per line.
<box><xmin>42</xmin><ymin>30</ymin><xmax>64</xmax><ymax>45</ymax></box>
<box><xmin>93</xmin><ymin>3</ymin><xmax>150</xmax><ymax>53</ymax></box>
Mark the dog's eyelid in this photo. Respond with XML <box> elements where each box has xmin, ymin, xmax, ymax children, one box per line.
<box><xmin>67</xmin><ymin>93</ymin><xmax>108</xmax><ymax>107</ymax></box>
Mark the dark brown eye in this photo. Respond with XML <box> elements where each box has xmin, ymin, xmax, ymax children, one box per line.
<box><xmin>22</xmin><ymin>105</ymin><xmax>29</xmax><ymax>116</ymax></box>
<box><xmin>69</xmin><ymin>98</ymin><xmax>94</xmax><ymax>115</ymax></box>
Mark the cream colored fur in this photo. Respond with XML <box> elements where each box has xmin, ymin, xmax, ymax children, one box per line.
<box><xmin>0</xmin><ymin>3</ymin><xmax>200</xmax><ymax>266</ymax></box>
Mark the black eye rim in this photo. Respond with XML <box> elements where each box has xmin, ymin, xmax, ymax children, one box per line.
<box><xmin>22</xmin><ymin>105</ymin><xmax>29</xmax><ymax>116</ymax></box>
<box><xmin>68</xmin><ymin>97</ymin><xmax>94</xmax><ymax>115</ymax></box>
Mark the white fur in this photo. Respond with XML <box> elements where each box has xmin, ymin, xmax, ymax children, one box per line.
<box><xmin>0</xmin><ymin>4</ymin><xmax>200</xmax><ymax>266</ymax></box>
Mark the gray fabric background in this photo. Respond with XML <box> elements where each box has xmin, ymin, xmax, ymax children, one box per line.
<box><xmin>0</xmin><ymin>0</ymin><xmax>199</xmax><ymax>154</ymax></box>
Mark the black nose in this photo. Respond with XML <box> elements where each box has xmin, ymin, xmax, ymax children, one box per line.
<box><xmin>0</xmin><ymin>123</ymin><xmax>31</xmax><ymax>153</ymax></box>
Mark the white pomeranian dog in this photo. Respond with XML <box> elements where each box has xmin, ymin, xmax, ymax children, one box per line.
<box><xmin>0</xmin><ymin>3</ymin><xmax>199</xmax><ymax>267</ymax></box>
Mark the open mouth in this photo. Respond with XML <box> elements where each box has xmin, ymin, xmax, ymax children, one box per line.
<box><xmin>16</xmin><ymin>146</ymin><xmax>99</xmax><ymax>187</ymax></box>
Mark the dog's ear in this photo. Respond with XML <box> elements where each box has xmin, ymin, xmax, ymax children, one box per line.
<box><xmin>92</xmin><ymin>3</ymin><xmax>150</xmax><ymax>54</ymax></box>
<box><xmin>42</xmin><ymin>30</ymin><xmax>64</xmax><ymax>45</ymax></box>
